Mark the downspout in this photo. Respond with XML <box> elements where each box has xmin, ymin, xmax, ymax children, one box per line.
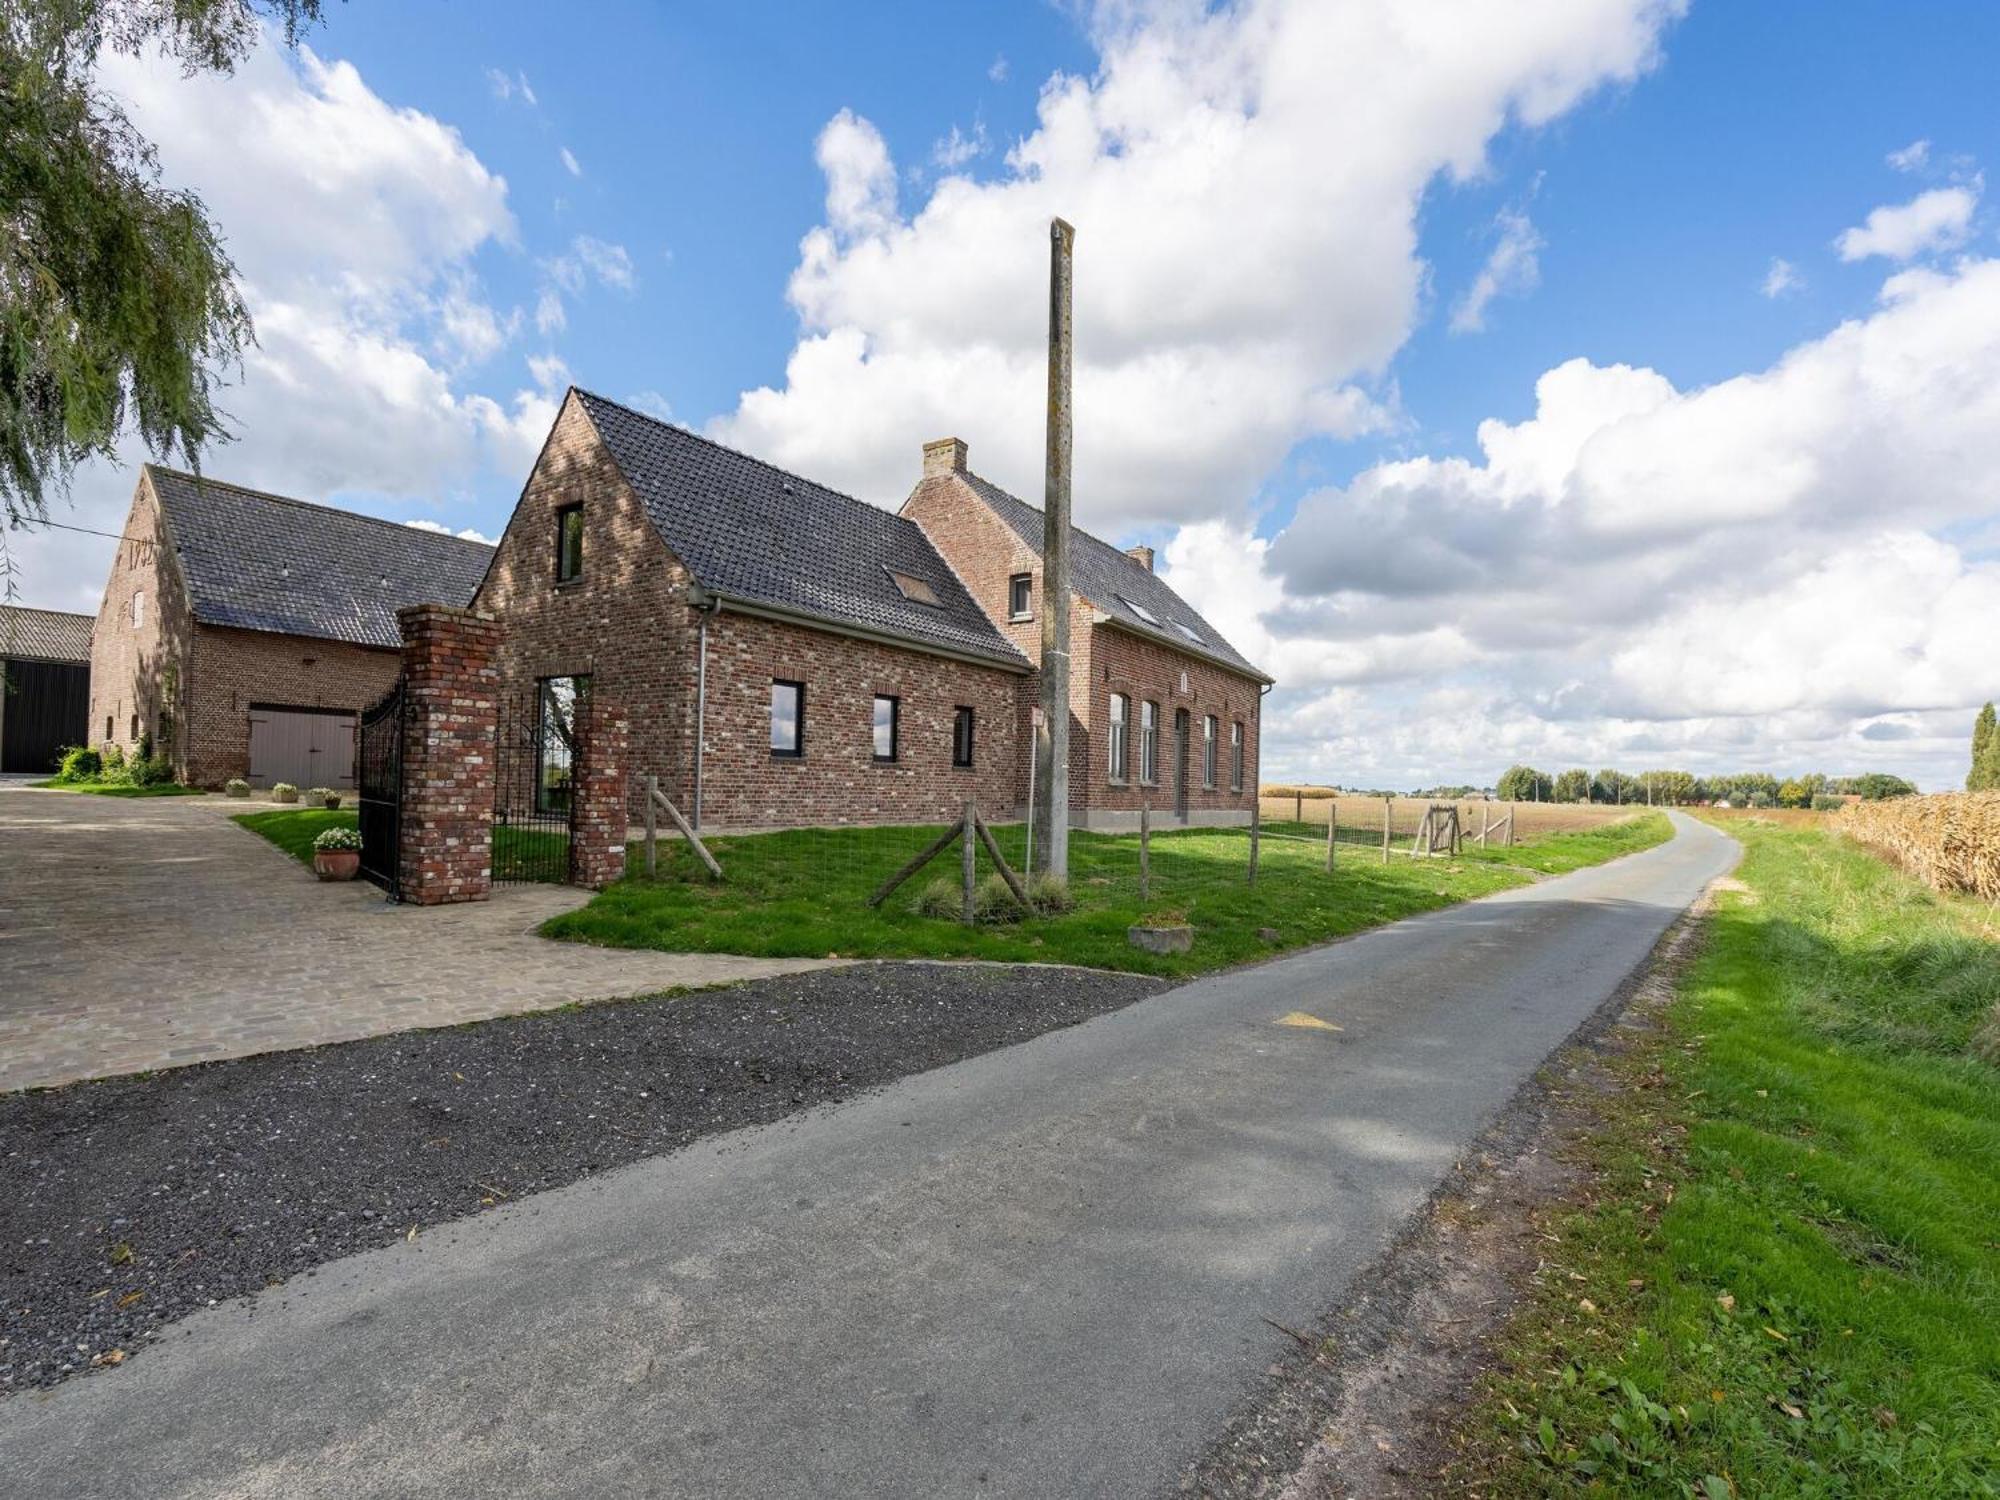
<box><xmin>1257</xmin><ymin>681</ymin><xmax>1272</xmax><ymax>811</ymax></box>
<box><xmin>693</xmin><ymin>597</ymin><xmax>719</xmax><ymax>831</ymax></box>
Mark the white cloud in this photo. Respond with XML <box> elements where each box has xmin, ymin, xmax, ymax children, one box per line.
<box><xmin>1451</xmin><ymin>205</ymin><xmax>1544</xmax><ymax>333</ymax></box>
<box><xmin>989</xmin><ymin>55</ymin><xmax>1010</xmax><ymax>84</ymax></box>
<box><xmin>407</xmin><ymin>518</ymin><xmax>496</xmax><ymax>544</ymax></box>
<box><xmin>559</xmin><ymin>145</ymin><xmax>581</xmax><ymax>177</ymax></box>
<box><xmin>1887</xmin><ymin>138</ymin><xmax>1929</xmax><ymax>173</ymax></box>
<box><xmin>1835</xmin><ymin>183</ymin><xmax>1979</xmax><ymax>262</ymax></box>
<box><xmin>11</xmin><ymin>34</ymin><xmax>550</xmax><ymax>609</ymax></box>
<box><xmin>716</xmin><ymin>0</ymin><xmax>1682</xmax><ymax>521</ymax></box>
<box><xmin>1761</xmin><ymin>256</ymin><xmax>1802</xmax><ymax>298</ymax></box>
<box><xmin>628</xmin><ymin>390</ymin><xmax>675</xmax><ymax>421</ymax></box>
<box><xmin>932</xmin><ymin>120</ymin><xmax>989</xmax><ymax>172</ymax></box>
<box><xmin>1162</xmin><ymin>257</ymin><xmax>2000</xmax><ymax>789</ymax></box>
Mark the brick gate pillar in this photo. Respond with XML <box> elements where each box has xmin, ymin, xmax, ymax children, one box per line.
<box><xmin>569</xmin><ymin>692</ymin><xmax>630</xmax><ymax>890</ymax></box>
<box><xmin>395</xmin><ymin>605</ymin><xmax>501</xmax><ymax>905</ymax></box>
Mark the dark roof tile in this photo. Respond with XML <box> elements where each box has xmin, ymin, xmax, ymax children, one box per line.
<box><xmin>0</xmin><ymin>605</ymin><xmax>92</xmax><ymax>663</ymax></box>
<box><xmin>148</xmin><ymin>467</ymin><xmax>492</xmax><ymax>649</ymax></box>
<box><xmin>575</xmin><ymin>391</ymin><xmax>1028</xmax><ymax>670</ymax></box>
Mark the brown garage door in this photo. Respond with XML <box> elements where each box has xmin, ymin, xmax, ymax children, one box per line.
<box><xmin>247</xmin><ymin>705</ymin><xmax>358</xmax><ymax>790</ymax></box>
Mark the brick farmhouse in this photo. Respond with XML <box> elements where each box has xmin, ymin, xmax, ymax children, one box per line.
<box><xmin>473</xmin><ymin>390</ymin><xmax>1269</xmax><ymax>830</ymax></box>
<box><xmin>90</xmin><ymin>467</ymin><xmax>492</xmax><ymax>789</ymax></box>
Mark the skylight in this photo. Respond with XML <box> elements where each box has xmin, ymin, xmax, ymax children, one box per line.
<box><xmin>1173</xmin><ymin>621</ymin><xmax>1204</xmax><ymax>645</ymax></box>
<box><xmin>1115</xmin><ymin>594</ymin><xmax>1161</xmax><ymax>627</ymax></box>
<box><xmin>885</xmin><ymin>568</ymin><xmax>943</xmax><ymax>607</ymax></box>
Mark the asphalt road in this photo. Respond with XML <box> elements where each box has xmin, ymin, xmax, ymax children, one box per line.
<box><xmin>0</xmin><ymin>812</ymin><xmax>1736</xmax><ymax>1499</ymax></box>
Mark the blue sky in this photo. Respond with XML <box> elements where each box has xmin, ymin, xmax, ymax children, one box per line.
<box><xmin>24</xmin><ymin>0</ymin><xmax>2000</xmax><ymax>788</ymax></box>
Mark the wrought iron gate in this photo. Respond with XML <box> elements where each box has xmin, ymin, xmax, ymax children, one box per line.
<box><xmin>357</xmin><ymin>680</ymin><xmax>405</xmax><ymax>896</ymax></box>
<box><xmin>493</xmin><ymin>679</ymin><xmax>581</xmax><ymax>884</ymax></box>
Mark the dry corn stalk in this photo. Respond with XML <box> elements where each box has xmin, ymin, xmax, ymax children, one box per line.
<box><xmin>1837</xmin><ymin>792</ymin><xmax>2000</xmax><ymax>903</ymax></box>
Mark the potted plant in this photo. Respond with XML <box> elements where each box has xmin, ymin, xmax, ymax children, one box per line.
<box><xmin>1128</xmin><ymin>907</ymin><xmax>1194</xmax><ymax>955</ymax></box>
<box><xmin>272</xmin><ymin>782</ymin><xmax>299</xmax><ymax>804</ymax></box>
<box><xmin>224</xmin><ymin>778</ymin><xmax>251</xmax><ymax>798</ymax></box>
<box><xmin>312</xmin><ymin>826</ymin><xmax>363</xmax><ymax>881</ymax></box>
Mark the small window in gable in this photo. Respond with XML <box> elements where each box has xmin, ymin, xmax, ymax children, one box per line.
<box><xmin>555</xmin><ymin>503</ymin><xmax>584</xmax><ymax>583</ymax></box>
<box><xmin>1008</xmin><ymin>573</ymin><xmax>1033</xmax><ymax>620</ymax></box>
<box><xmin>131</xmin><ymin>591</ymin><xmax>144</xmax><ymax>629</ymax></box>
<box><xmin>885</xmin><ymin>568</ymin><xmax>943</xmax><ymax>607</ymax></box>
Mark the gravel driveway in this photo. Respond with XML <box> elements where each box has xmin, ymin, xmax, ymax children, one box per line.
<box><xmin>0</xmin><ymin>784</ymin><xmax>837</xmax><ymax>1092</ymax></box>
<box><xmin>0</xmin><ymin>961</ymin><xmax>1166</xmax><ymax>1392</ymax></box>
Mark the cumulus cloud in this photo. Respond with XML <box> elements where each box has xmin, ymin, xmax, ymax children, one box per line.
<box><xmin>716</xmin><ymin>0</ymin><xmax>1683</xmax><ymax>519</ymax></box>
<box><xmin>11</xmin><ymin>35</ymin><xmax>549</xmax><ymax>609</ymax></box>
<box><xmin>1161</xmin><ymin>257</ymin><xmax>2000</xmax><ymax>788</ymax></box>
<box><xmin>407</xmin><ymin>519</ymin><xmax>496</xmax><ymax>544</ymax></box>
<box><xmin>1835</xmin><ymin>183</ymin><xmax>1979</xmax><ymax>261</ymax></box>
<box><xmin>1451</xmin><ymin>205</ymin><xmax>1544</xmax><ymax>333</ymax></box>
<box><xmin>1761</xmin><ymin>256</ymin><xmax>1802</xmax><ymax>298</ymax></box>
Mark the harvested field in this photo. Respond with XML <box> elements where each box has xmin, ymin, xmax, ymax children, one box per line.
<box><xmin>1837</xmin><ymin>790</ymin><xmax>2000</xmax><ymax>902</ymax></box>
<box><xmin>1257</xmin><ymin>790</ymin><xmax>1640</xmax><ymax>843</ymax></box>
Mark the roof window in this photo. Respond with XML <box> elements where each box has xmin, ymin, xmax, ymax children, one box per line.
<box><xmin>1115</xmin><ymin>594</ymin><xmax>1161</xmax><ymax>627</ymax></box>
<box><xmin>885</xmin><ymin>568</ymin><xmax>943</xmax><ymax>607</ymax></box>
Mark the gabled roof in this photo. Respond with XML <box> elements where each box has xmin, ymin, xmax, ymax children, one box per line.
<box><xmin>574</xmin><ymin>391</ymin><xmax>1030</xmax><ymax>671</ymax></box>
<box><xmin>147</xmin><ymin>467</ymin><xmax>493</xmax><ymax>649</ymax></box>
<box><xmin>0</xmin><ymin>604</ymin><xmax>92</xmax><ymax>663</ymax></box>
<box><xmin>954</xmin><ymin>470</ymin><xmax>1271</xmax><ymax>684</ymax></box>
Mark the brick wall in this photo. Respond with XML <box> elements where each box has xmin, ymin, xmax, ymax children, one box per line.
<box><xmin>474</xmin><ymin>393</ymin><xmax>699</xmax><ymax>821</ymax></box>
<box><xmin>698</xmin><ymin>607</ymin><xmax>1026</xmax><ymax>829</ymax></box>
<box><xmin>87</xmin><ymin>471</ymin><xmax>401</xmax><ymax>787</ymax></box>
<box><xmin>903</xmin><ymin>454</ymin><xmax>1260</xmax><ymax>829</ymax></box>
<box><xmin>568</xmin><ymin>693</ymin><xmax>630</xmax><ymax>888</ymax></box>
<box><xmin>395</xmin><ymin>606</ymin><xmax>499</xmax><ymax>905</ymax></box>
<box><xmin>88</xmin><ymin>474</ymin><xmax>194</xmax><ymax>771</ymax></box>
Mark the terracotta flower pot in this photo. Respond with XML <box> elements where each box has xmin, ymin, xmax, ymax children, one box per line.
<box><xmin>314</xmin><ymin>848</ymin><xmax>361</xmax><ymax>882</ymax></box>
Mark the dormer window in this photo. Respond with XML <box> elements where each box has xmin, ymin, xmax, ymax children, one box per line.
<box><xmin>885</xmin><ymin>568</ymin><xmax>942</xmax><ymax>607</ymax></box>
<box><xmin>555</xmin><ymin>503</ymin><xmax>583</xmax><ymax>583</ymax></box>
<box><xmin>1008</xmin><ymin>573</ymin><xmax>1033</xmax><ymax>621</ymax></box>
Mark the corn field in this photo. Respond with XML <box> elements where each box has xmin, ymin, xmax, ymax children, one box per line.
<box><xmin>1836</xmin><ymin>791</ymin><xmax>2000</xmax><ymax>903</ymax></box>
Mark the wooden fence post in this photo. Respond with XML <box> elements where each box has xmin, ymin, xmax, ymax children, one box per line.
<box><xmin>961</xmin><ymin>798</ymin><xmax>977</xmax><ymax>925</ymax></box>
<box><xmin>1509</xmin><ymin>802</ymin><xmax>1517</xmax><ymax>847</ymax></box>
<box><xmin>1294</xmin><ymin>791</ymin><xmax>1302</xmax><ymax>824</ymax></box>
<box><xmin>1325</xmin><ymin>800</ymin><xmax>1336</xmax><ymax>872</ymax></box>
<box><xmin>1480</xmin><ymin>803</ymin><xmax>1489</xmax><ymax>847</ymax></box>
<box><xmin>1382</xmin><ymin>796</ymin><xmax>1391</xmax><ymax>865</ymax></box>
<box><xmin>1248</xmin><ymin>798</ymin><xmax>1260</xmax><ymax>886</ymax></box>
<box><xmin>644</xmin><ymin>773</ymin><xmax>658</xmax><ymax>878</ymax></box>
<box><xmin>1139</xmin><ymin>795</ymin><xmax>1151</xmax><ymax>904</ymax></box>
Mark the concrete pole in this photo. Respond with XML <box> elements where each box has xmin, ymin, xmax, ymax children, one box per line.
<box><xmin>1034</xmin><ymin>217</ymin><xmax>1076</xmax><ymax>879</ymax></box>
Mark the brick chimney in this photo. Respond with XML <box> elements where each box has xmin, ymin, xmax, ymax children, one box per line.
<box><xmin>922</xmin><ymin>437</ymin><xmax>968</xmax><ymax>478</ymax></box>
<box><xmin>1124</xmin><ymin>544</ymin><xmax>1155</xmax><ymax>573</ymax></box>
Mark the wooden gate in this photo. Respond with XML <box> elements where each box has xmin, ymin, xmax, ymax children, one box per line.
<box><xmin>356</xmin><ymin>681</ymin><xmax>404</xmax><ymax>896</ymax></box>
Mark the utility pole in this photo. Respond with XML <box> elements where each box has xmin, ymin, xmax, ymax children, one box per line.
<box><xmin>1034</xmin><ymin>217</ymin><xmax>1076</xmax><ymax>878</ymax></box>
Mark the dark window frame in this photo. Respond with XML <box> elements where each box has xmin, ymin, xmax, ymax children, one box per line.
<box><xmin>952</xmin><ymin>705</ymin><xmax>975</xmax><ymax>768</ymax></box>
<box><xmin>1008</xmin><ymin>572</ymin><xmax>1033</xmax><ymax>621</ymax></box>
<box><xmin>554</xmin><ymin>502</ymin><xmax>584</xmax><ymax>584</ymax></box>
<box><xmin>872</xmin><ymin>693</ymin><xmax>901</xmax><ymax>763</ymax></box>
<box><xmin>770</xmin><ymin>679</ymin><xmax>806</xmax><ymax>759</ymax></box>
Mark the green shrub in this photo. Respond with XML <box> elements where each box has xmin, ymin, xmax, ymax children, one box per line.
<box><xmin>271</xmin><ymin>782</ymin><xmax>298</xmax><ymax>804</ymax></box>
<box><xmin>101</xmin><ymin>743</ymin><xmax>127</xmax><ymax>771</ymax></box>
<box><xmin>1024</xmin><ymin>871</ymin><xmax>1075</xmax><ymax>915</ymax></box>
<box><xmin>312</xmin><ymin>826</ymin><xmax>363</xmax><ymax>852</ymax></box>
<box><xmin>225</xmin><ymin>778</ymin><xmax>251</xmax><ymax>798</ymax></box>
<box><xmin>916</xmin><ymin>869</ymin><xmax>1062</xmax><ymax>923</ymax></box>
<box><xmin>913</xmin><ymin>876</ymin><xmax>959</xmax><ymax>920</ymax></box>
<box><xmin>127</xmin><ymin>755</ymin><xmax>175</xmax><ymax>787</ymax></box>
<box><xmin>55</xmin><ymin>746</ymin><xmax>101</xmax><ymax>783</ymax></box>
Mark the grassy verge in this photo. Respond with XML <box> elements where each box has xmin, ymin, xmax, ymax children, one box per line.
<box><xmin>30</xmin><ymin>779</ymin><xmax>208</xmax><ymax>797</ymax></box>
<box><xmin>1451</xmin><ymin>818</ymin><xmax>2000</xmax><ymax>1496</ymax></box>
<box><xmin>543</xmin><ymin>812</ymin><xmax>1670</xmax><ymax>978</ymax></box>
<box><xmin>235</xmin><ymin>808</ymin><xmax>568</xmax><ymax>879</ymax></box>
<box><xmin>234</xmin><ymin>808</ymin><xmax>356</xmax><ymax>863</ymax></box>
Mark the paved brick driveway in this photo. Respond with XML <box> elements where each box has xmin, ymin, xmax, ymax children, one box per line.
<box><xmin>0</xmin><ymin>785</ymin><xmax>839</xmax><ymax>1092</ymax></box>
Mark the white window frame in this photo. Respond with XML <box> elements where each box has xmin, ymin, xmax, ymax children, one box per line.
<box><xmin>1140</xmin><ymin>700</ymin><xmax>1159</xmax><ymax>784</ymax></box>
<box><xmin>1230</xmin><ymin>721</ymin><xmax>1244</xmax><ymax>792</ymax></box>
<box><xmin>1202</xmin><ymin>714</ymin><xmax>1217</xmax><ymax>789</ymax></box>
<box><xmin>1108</xmin><ymin>693</ymin><xmax>1129</xmax><ymax>781</ymax></box>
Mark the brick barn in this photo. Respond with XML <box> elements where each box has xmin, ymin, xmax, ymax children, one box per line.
<box><xmin>90</xmin><ymin>467</ymin><xmax>492</xmax><ymax>789</ymax></box>
<box><xmin>1</xmin><ymin>605</ymin><xmax>93</xmax><ymax>774</ymax></box>
<box><xmin>474</xmin><ymin>389</ymin><xmax>1269</xmax><ymax>831</ymax></box>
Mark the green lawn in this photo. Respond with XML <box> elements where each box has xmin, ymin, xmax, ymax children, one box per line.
<box><xmin>543</xmin><ymin>813</ymin><xmax>1671</xmax><ymax>978</ymax></box>
<box><xmin>235</xmin><ymin>808</ymin><xmax>569</xmax><ymax>880</ymax></box>
<box><xmin>1457</xmin><ymin>818</ymin><xmax>2000</xmax><ymax>1496</ymax></box>
<box><xmin>31</xmin><ymin>779</ymin><xmax>208</xmax><ymax>797</ymax></box>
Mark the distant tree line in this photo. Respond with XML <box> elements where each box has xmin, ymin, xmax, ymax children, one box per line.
<box><xmin>1490</xmin><ymin>765</ymin><xmax>1917</xmax><ymax>809</ymax></box>
<box><xmin>1972</xmin><ymin>703</ymin><xmax>2000</xmax><ymax>792</ymax></box>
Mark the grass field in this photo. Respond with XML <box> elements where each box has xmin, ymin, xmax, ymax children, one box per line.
<box><xmin>30</xmin><ymin>780</ymin><xmax>208</xmax><ymax>797</ymax></box>
<box><xmin>544</xmin><ymin>813</ymin><xmax>1672</xmax><ymax>978</ymax></box>
<box><xmin>1452</xmin><ymin>817</ymin><xmax>2000</xmax><ymax>1496</ymax></box>
<box><xmin>235</xmin><ymin>809</ymin><xmax>568</xmax><ymax>879</ymax></box>
<box><xmin>1257</xmin><ymin>790</ymin><xmax>1644</xmax><ymax>842</ymax></box>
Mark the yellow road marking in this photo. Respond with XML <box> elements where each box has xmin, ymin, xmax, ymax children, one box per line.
<box><xmin>1277</xmin><ymin>1011</ymin><xmax>1343</xmax><ymax>1032</ymax></box>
